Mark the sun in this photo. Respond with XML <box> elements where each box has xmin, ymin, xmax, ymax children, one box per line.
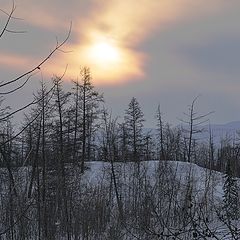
<box><xmin>90</xmin><ymin>42</ymin><xmax>120</xmax><ymax>64</ymax></box>
<box><xmin>63</xmin><ymin>34</ymin><xmax>144</xmax><ymax>85</ymax></box>
<box><xmin>88</xmin><ymin>40</ymin><xmax>121</xmax><ymax>67</ymax></box>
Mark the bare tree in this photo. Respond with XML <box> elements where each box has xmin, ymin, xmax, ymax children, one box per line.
<box><xmin>0</xmin><ymin>2</ymin><xmax>70</xmax><ymax>238</ymax></box>
<box><xmin>0</xmin><ymin>1</ymin><xmax>71</xmax><ymax>118</ymax></box>
<box><xmin>156</xmin><ymin>104</ymin><xmax>166</xmax><ymax>160</ymax></box>
<box><xmin>179</xmin><ymin>96</ymin><xmax>213</xmax><ymax>163</ymax></box>
<box><xmin>77</xmin><ymin>67</ymin><xmax>103</xmax><ymax>172</ymax></box>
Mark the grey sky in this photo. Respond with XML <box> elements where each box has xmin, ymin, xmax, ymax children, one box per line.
<box><xmin>1</xmin><ymin>0</ymin><xmax>240</xmax><ymax>127</ymax></box>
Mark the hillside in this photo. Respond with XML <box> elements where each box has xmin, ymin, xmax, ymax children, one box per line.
<box><xmin>72</xmin><ymin>160</ymin><xmax>238</xmax><ymax>239</ymax></box>
<box><xmin>0</xmin><ymin>160</ymin><xmax>239</xmax><ymax>239</ymax></box>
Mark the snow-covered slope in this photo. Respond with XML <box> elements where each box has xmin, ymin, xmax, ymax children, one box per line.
<box><xmin>82</xmin><ymin>160</ymin><xmax>225</xmax><ymax>200</ymax></box>
<box><xmin>83</xmin><ymin>160</ymin><xmax>224</xmax><ymax>187</ymax></box>
<box><xmin>77</xmin><ymin>160</ymin><xmax>239</xmax><ymax>239</ymax></box>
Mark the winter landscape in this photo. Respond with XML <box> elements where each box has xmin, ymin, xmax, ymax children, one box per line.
<box><xmin>1</xmin><ymin>1</ymin><xmax>240</xmax><ymax>239</ymax></box>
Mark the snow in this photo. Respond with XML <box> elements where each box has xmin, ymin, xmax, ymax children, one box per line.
<box><xmin>1</xmin><ymin>160</ymin><xmax>239</xmax><ymax>239</ymax></box>
<box><xmin>77</xmin><ymin>160</ymin><xmax>240</xmax><ymax>239</ymax></box>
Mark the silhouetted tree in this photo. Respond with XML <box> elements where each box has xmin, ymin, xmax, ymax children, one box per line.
<box><xmin>156</xmin><ymin>104</ymin><xmax>166</xmax><ymax>160</ymax></box>
<box><xmin>222</xmin><ymin>159</ymin><xmax>239</xmax><ymax>221</ymax></box>
<box><xmin>77</xmin><ymin>67</ymin><xmax>103</xmax><ymax>172</ymax></box>
<box><xmin>124</xmin><ymin>97</ymin><xmax>144</xmax><ymax>162</ymax></box>
<box><xmin>179</xmin><ymin>96</ymin><xmax>212</xmax><ymax>162</ymax></box>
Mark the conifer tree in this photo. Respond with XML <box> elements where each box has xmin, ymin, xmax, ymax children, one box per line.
<box><xmin>70</xmin><ymin>67</ymin><xmax>104</xmax><ymax>172</ymax></box>
<box><xmin>222</xmin><ymin>159</ymin><xmax>239</xmax><ymax>221</ymax></box>
<box><xmin>124</xmin><ymin>97</ymin><xmax>144</xmax><ymax>162</ymax></box>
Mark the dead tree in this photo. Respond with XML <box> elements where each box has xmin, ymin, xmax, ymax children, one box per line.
<box><xmin>179</xmin><ymin>96</ymin><xmax>213</xmax><ymax>163</ymax></box>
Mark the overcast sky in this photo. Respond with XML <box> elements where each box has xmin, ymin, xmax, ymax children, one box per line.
<box><xmin>1</xmin><ymin>0</ymin><xmax>240</xmax><ymax>127</ymax></box>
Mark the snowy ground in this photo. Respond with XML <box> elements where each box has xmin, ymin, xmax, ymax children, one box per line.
<box><xmin>1</xmin><ymin>160</ymin><xmax>239</xmax><ymax>239</ymax></box>
<box><xmin>78</xmin><ymin>160</ymin><xmax>239</xmax><ymax>239</ymax></box>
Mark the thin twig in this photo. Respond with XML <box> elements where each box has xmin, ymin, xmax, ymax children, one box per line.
<box><xmin>0</xmin><ymin>22</ymin><xmax>72</xmax><ymax>89</ymax></box>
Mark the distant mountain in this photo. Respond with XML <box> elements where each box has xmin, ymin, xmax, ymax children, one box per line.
<box><xmin>146</xmin><ymin>121</ymin><xmax>240</xmax><ymax>145</ymax></box>
<box><xmin>200</xmin><ymin>121</ymin><xmax>240</xmax><ymax>145</ymax></box>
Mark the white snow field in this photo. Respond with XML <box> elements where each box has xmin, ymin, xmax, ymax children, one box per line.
<box><xmin>0</xmin><ymin>160</ymin><xmax>239</xmax><ymax>239</ymax></box>
<box><xmin>70</xmin><ymin>160</ymin><xmax>239</xmax><ymax>239</ymax></box>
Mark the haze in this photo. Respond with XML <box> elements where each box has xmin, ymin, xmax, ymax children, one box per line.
<box><xmin>1</xmin><ymin>0</ymin><xmax>240</xmax><ymax>126</ymax></box>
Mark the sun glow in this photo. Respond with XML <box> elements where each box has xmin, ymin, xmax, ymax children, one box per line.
<box><xmin>47</xmin><ymin>1</ymin><xmax>189</xmax><ymax>85</ymax></box>
<box><xmin>70</xmin><ymin>34</ymin><xmax>145</xmax><ymax>84</ymax></box>
<box><xmin>49</xmin><ymin>33</ymin><xmax>145</xmax><ymax>85</ymax></box>
<box><xmin>18</xmin><ymin>0</ymin><xmax>199</xmax><ymax>85</ymax></box>
<box><xmin>89</xmin><ymin>41</ymin><xmax>120</xmax><ymax>67</ymax></box>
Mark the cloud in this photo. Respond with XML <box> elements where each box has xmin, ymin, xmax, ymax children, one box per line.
<box><xmin>10</xmin><ymin>0</ymin><xmax>95</xmax><ymax>31</ymax></box>
<box><xmin>2</xmin><ymin>0</ymin><xmax>239</xmax><ymax>85</ymax></box>
<box><xmin>0</xmin><ymin>52</ymin><xmax>34</xmax><ymax>69</ymax></box>
<box><xmin>57</xmin><ymin>0</ymin><xmax>195</xmax><ymax>84</ymax></box>
<box><xmin>180</xmin><ymin>36</ymin><xmax>240</xmax><ymax>78</ymax></box>
<box><xmin>60</xmin><ymin>0</ymin><xmax>240</xmax><ymax>84</ymax></box>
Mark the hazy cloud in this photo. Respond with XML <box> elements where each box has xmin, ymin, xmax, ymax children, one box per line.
<box><xmin>180</xmin><ymin>36</ymin><xmax>240</xmax><ymax>78</ymax></box>
<box><xmin>1</xmin><ymin>0</ymin><xmax>240</xmax><ymax>126</ymax></box>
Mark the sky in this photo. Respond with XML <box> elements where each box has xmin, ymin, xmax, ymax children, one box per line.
<box><xmin>1</xmin><ymin>0</ymin><xmax>240</xmax><ymax>127</ymax></box>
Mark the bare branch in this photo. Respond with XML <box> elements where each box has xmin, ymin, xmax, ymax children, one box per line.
<box><xmin>0</xmin><ymin>21</ymin><xmax>72</xmax><ymax>89</ymax></box>
<box><xmin>5</xmin><ymin>29</ymin><xmax>27</xmax><ymax>34</ymax></box>
<box><xmin>0</xmin><ymin>83</ymin><xmax>56</xmax><ymax>122</ymax></box>
<box><xmin>0</xmin><ymin>1</ymin><xmax>16</xmax><ymax>38</ymax></box>
<box><xmin>0</xmin><ymin>83</ymin><xmax>56</xmax><ymax>146</ymax></box>
<box><xmin>0</xmin><ymin>73</ymin><xmax>37</xmax><ymax>95</ymax></box>
<box><xmin>0</xmin><ymin>5</ymin><xmax>23</xmax><ymax>20</ymax></box>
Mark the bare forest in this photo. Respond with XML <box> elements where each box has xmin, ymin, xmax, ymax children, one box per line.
<box><xmin>1</xmin><ymin>2</ymin><xmax>240</xmax><ymax>240</ymax></box>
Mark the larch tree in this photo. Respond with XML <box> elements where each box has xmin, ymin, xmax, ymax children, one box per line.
<box><xmin>156</xmin><ymin>104</ymin><xmax>166</xmax><ymax>160</ymax></box>
<box><xmin>222</xmin><ymin>159</ymin><xmax>239</xmax><ymax>221</ymax></box>
<box><xmin>179</xmin><ymin>96</ymin><xmax>213</xmax><ymax>163</ymax></box>
<box><xmin>124</xmin><ymin>97</ymin><xmax>145</xmax><ymax>162</ymax></box>
<box><xmin>52</xmin><ymin>76</ymin><xmax>71</xmax><ymax>239</ymax></box>
<box><xmin>77</xmin><ymin>67</ymin><xmax>104</xmax><ymax>172</ymax></box>
<box><xmin>0</xmin><ymin>2</ymin><xmax>70</xmax><ymax>239</ymax></box>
